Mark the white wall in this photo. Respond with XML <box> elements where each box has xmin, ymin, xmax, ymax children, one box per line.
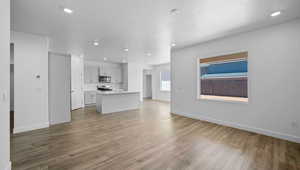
<box><xmin>127</xmin><ymin>63</ymin><xmax>144</xmax><ymax>101</ymax></box>
<box><xmin>151</xmin><ymin>63</ymin><xmax>171</xmax><ymax>102</ymax></box>
<box><xmin>0</xmin><ymin>0</ymin><xmax>11</xmax><ymax>169</ymax></box>
<box><xmin>171</xmin><ymin>19</ymin><xmax>300</xmax><ymax>143</ymax></box>
<box><xmin>11</xmin><ymin>31</ymin><xmax>49</xmax><ymax>133</ymax></box>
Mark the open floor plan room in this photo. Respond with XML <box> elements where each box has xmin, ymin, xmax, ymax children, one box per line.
<box><xmin>1</xmin><ymin>0</ymin><xmax>300</xmax><ymax>170</ymax></box>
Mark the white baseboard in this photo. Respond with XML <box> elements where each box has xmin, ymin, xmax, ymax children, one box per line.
<box><xmin>172</xmin><ymin>111</ymin><xmax>300</xmax><ymax>143</ymax></box>
<box><xmin>5</xmin><ymin>161</ymin><xmax>11</xmax><ymax>170</ymax></box>
<box><xmin>50</xmin><ymin>119</ymin><xmax>71</xmax><ymax>126</ymax></box>
<box><xmin>13</xmin><ymin>122</ymin><xmax>49</xmax><ymax>134</ymax></box>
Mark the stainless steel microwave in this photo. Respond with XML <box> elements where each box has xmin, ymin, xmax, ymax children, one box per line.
<box><xmin>99</xmin><ymin>76</ymin><xmax>111</xmax><ymax>83</ymax></box>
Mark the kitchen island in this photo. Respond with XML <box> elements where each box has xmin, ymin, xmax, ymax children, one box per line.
<box><xmin>96</xmin><ymin>91</ymin><xmax>140</xmax><ymax>114</ymax></box>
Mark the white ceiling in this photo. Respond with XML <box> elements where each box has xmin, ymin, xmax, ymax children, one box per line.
<box><xmin>12</xmin><ymin>0</ymin><xmax>300</xmax><ymax>65</ymax></box>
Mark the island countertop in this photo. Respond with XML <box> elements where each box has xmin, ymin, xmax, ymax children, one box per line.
<box><xmin>96</xmin><ymin>91</ymin><xmax>140</xmax><ymax>95</ymax></box>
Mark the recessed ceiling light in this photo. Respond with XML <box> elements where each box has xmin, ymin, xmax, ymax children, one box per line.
<box><xmin>124</xmin><ymin>48</ymin><xmax>129</xmax><ymax>52</ymax></box>
<box><xmin>147</xmin><ymin>53</ymin><xmax>152</xmax><ymax>56</ymax></box>
<box><xmin>63</xmin><ymin>8</ymin><xmax>73</xmax><ymax>14</ymax></box>
<box><xmin>271</xmin><ymin>11</ymin><xmax>281</xmax><ymax>17</ymax></box>
<box><xmin>170</xmin><ymin>8</ymin><xmax>180</xmax><ymax>15</ymax></box>
<box><xmin>104</xmin><ymin>57</ymin><xmax>107</xmax><ymax>61</ymax></box>
<box><xmin>171</xmin><ymin>43</ymin><xmax>176</xmax><ymax>47</ymax></box>
<box><xmin>93</xmin><ymin>41</ymin><xmax>99</xmax><ymax>46</ymax></box>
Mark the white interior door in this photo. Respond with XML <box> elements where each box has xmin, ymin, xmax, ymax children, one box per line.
<box><xmin>71</xmin><ymin>56</ymin><xmax>84</xmax><ymax>110</ymax></box>
<box><xmin>49</xmin><ymin>52</ymin><xmax>71</xmax><ymax>125</ymax></box>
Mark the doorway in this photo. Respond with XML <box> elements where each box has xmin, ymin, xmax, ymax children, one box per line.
<box><xmin>71</xmin><ymin>56</ymin><xmax>84</xmax><ymax>110</ymax></box>
<box><xmin>143</xmin><ymin>73</ymin><xmax>152</xmax><ymax>99</ymax></box>
<box><xmin>10</xmin><ymin>43</ymin><xmax>14</xmax><ymax>133</ymax></box>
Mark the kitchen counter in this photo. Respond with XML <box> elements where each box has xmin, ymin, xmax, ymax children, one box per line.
<box><xmin>96</xmin><ymin>91</ymin><xmax>140</xmax><ymax>114</ymax></box>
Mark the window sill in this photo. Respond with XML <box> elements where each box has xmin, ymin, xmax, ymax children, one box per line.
<box><xmin>160</xmin><ymin>90</ymin><xmax>171</xmax><ymax>92</ymax></box>
<box><xmin>198</xmin><ymin>95</ymin><xmax>248</xmax><ymax>104</ymax></box>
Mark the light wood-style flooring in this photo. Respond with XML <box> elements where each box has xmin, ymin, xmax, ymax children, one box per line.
<box><xmin>11</xmin><ymin>100</ymin><xmax>300</xmax><ymax>170</ymax></box>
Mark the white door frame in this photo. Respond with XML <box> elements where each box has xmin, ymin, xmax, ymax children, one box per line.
<box><xmin>71</xmin><ymin>55</ymin><xmax>84</xmax><ymax>110</ymax></box>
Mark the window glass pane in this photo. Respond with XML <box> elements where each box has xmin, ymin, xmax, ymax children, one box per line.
<box><xmin>160</xmin><ymin>71</ymin><xmax>170</xmax><ymax>91</ymax></box>
<box><xmin>199</xmin><ymin>52</ymin><xmax>248</xmax><ymax>102</ymax></box>
<box><xmin>161</xmin><ymin>71</ymin><xmax>170</xmax><ymax>81</ymax></box>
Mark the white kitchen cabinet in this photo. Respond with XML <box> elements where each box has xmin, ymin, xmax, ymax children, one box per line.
<box><xmin>99</xmin><ymin>65</ymin><xmax>105</xmax><ymax>76</ymax></box>
<box><xmin>100</xmin><ymin>65</ymin><xmax>112</xmax><ymax>77</ymax></box>
<box><xmin>84</xmin><ymin>91</ymin><xmax>97</xmax><ymax>105</ymax></box>
<box><xmin>111</xmin><ymin>67</ymin><xmax>122</xmax><ymax>83</ymax></box>
<box><xmin>84</xmin><ymin>64</ymin><xmax>99</xmax><ymax>84</ymax></box>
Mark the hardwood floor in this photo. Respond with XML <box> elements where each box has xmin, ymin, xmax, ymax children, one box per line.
<box><xmin>11</xmin><ymin>100</ymin><xmax>300</xmax><ymax>170</ymax></box>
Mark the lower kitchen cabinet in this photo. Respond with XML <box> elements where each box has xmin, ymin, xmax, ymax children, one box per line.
<box><xmin>84</xmin><ymin>91</ymin><xmax>97</xmax><ymax>106</ymax></box>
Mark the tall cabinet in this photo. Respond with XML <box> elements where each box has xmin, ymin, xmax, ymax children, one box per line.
<box><xmin>84</xmin><ymin>64</ymin><xmax>99</xmax><ymax>84</ymax></box>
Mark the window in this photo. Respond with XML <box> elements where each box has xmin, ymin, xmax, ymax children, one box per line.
<box><xmin>198</xmin><ymin>52</ymin><xmax>248</xmax><ymax>102</ymax></box>
<box><xmin>160</xmin><ymin>71</ymin><xmax>171</xmax><ymax>91</ymax></box>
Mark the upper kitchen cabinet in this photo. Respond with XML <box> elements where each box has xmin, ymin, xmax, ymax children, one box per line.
<box><xmin>100</xmin><ymin>64</ymin><xmax>122</xmax><ymax>83</ymax></box>
<box><xmin>84</xmin><ymin>61</ymin><xmax>123</xmax><ymax>85</ymax></box>
<box><xmin>111</xmin><ymin>67</ymin><xmax>122</xmax><ymax>83</ymax></box>
<box><xmin>84</xmin><ymin>64</ymin><xmax>99</xmax><ymax>84</ymax></box>
<box><xmin>99</xmin><ymin>65</ymin><xmax>110</xmax><ymax>76</ymax></box>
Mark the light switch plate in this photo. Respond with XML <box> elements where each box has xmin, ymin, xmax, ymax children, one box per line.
<box><xmin>1</xmin><ymin>90</ymin><xmax>8</xmax><ymax>102</ymax></box>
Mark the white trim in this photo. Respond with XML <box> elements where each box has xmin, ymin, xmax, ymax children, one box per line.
<box><xmin>196</xmin><ymin>56</ymin><xmax>201</xmax><ymax>99</ymax></box>
<box><xmin>50</xmin><ymin>119</ymin><xmax>71</xmax><ymax>126</ymax></box>
<box><xmin>13</xmin><ymin>122</ymin><xmax>49</xmax><ymax>134</ymax></box>
<box><xmin>172</xmin><ymin>111</ymin><xmax>300</xmax><ymax>144</ymax></box>
<box><xmin>160</xmin><ymin>90</ymin><xmax>171</xmax><ymax>92</ymax></box>
<box><xmin>152</xmin><ymin>62</ymin><xmax>170</xmax><ymax>67</ymax></box>
<box><xmin>5</xmin><ymin>161</ymin><xmax>11</xmax><ymax>170</ymax></box>
<box><xmin>199</xmin><ymin>95</ymin><xmax>248</xmax><ymax>104</ymax></box>
<box><xmin>201</xmin><ymin>58</ymin><xmax>247</xmax><ymax>65</ymax></box>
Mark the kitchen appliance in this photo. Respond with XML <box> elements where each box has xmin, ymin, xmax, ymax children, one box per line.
<box><xmin>99</xmin><ymin>75</ymin><xmax>111</xmax><ymax>83</ymax></box>
<box><xmin>97</xmin><ymin>85</ymin><xmax>113</xmax><ymax>91</ymax></box>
